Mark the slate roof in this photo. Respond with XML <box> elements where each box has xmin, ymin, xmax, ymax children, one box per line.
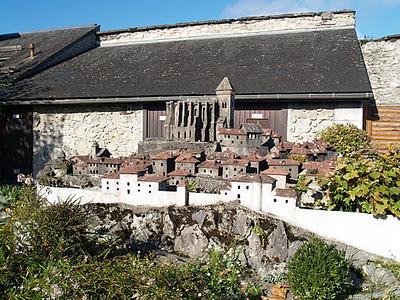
<box><xmin>1</xmin><ymin>28</ymin><xmax>372</xmax><ymax>101</ymax></box>
<box><xmin>0</xmin><ymin>25</ymin><xmax>98</xmax><ymax>83</ymax></box>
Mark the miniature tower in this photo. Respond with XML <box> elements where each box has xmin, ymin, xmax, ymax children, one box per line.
<box><xmin>216</xmin><ymin>77</ymin><xmax>235</xmax><ymax>128</ymax></box>
<box><xmin>90</xmin><ymin>141</ymin><xmax>99</xmax><ymax>159</ymax></box>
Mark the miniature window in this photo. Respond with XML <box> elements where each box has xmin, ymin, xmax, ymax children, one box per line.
<box><xmin>204</xmin><ymin>169</ymin><xmax>206</xmax><ymax>173</ymax></box>
<box><xmin>273</xmin><ymin>199</ymin><xmax>277</xmax><ymax>203</ymax></box>
<box><xmin>149</xmin><ymin>184</ymin><xmax>151</xmax><ymax>188</ymax></box>
<box><xmin>238</xmin><ymin>185</ymin><xmax>241</xmax><ymax>189</ymax></box>
<box><xmin>116</xmin><ymin>182</ymin><xmax>119</xmax><ymax>185</ymax></box>
<box><xmin>127</xmin><ymin>182</ymin><xmax>130</xmax><ymax>186</ymax></box>
<box><xmin>240</xmin><ymin>141</ymin><xmax>243</xmax><ymax>144</ymax></box>
<box><xmin>240</xmin><ymin>168</ymin><xmax>243</xmax><ymax>172</ymax></box>
<box><xmin>153</xmin><ymin>162</ymin><xmax>155</xmax><ymax>165</ymax></box>
<box><xmin>149</xmin><ymin>191</ymin><xmax>152</xmax><ymax>193</ymax></box>
<box><xmin>237</xmin><ymin>194</ymin><xmax>241</xmax><ymax>199</ymax></box>
<box><xmin>224</xmin><ymin>192</ymin><xmax>227</xmax><ymax>195</ymax></box>
<box><xmin>234</xmin><ymin>168</ymin><xmax>237</xmax><ymax>171</ymax></box>
<box><xmin>237</xmin><ymin>136</ymin><xmax>239</xmax><ymax>139</ymax></box>
<box><xmin>289</xmin><ymin>168</ymin><xmax>292</xmax><ymax>171</ymax></box>
<box><xmin>232</xmin><ymin>140</ymin><xmax>234</xmax><ymax>143</ymax></box>
<box><xmin>117</xmin><ymin>188</ymin><xmax>119</xmax><ymax>191</ymax></box>
<box><xmin>138</xmin><ymin>189</ymin><xmax>140</xmax><ymax>192</ymax></box>
<box><xmin>161</xmin><ymin>163</ymin><xmax>164</xmax><ymax>167</ymax></box>
<box><xmin>210</xmin><ymin>170</ymin><xmax>212</xmax><ymax>174</ymax></box>
<box><xmin>138</xmin><ymin>183</ymin><xmax>140</xmax><ymax>187</ymax></box>
<box><xmin>106</xmin><ymin>187</ymin><xmax>109</xmax><ymax>190</ymax></box>
<box><xmin>285</xmin><ymin>200</ymin><xmax>289</xmax><ymax>204</ymax></box>
<box><xmin>246</xmin><ymin>186</ymin><xmax>249</xmax><ymax>190</ymax></box>
<box><xmin>127</xmin><ymin>190</ymin><xmax>130</xmax><ymax>194</ymax></box>
<box><xmin>106</xmin><ymin>181</ymin><xmax>109</xmax><ymax>185</ymax></box>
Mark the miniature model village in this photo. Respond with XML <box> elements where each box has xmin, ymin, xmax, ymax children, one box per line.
<box><xmin>38</xmin><ymin>78</ymin><xmax>337</xmax><ymax>198</ymax></box>
<box><xmin>38</xmin><ymin>123</ymin><xmax>337</xmax><ymax>203</ymax></box>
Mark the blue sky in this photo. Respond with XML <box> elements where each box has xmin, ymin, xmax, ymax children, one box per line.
<box><xmin>1</xmin><ymin>0</ymin><xmax>399</xmax><ymax>38</ymax></box>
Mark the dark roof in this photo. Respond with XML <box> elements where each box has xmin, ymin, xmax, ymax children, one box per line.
<box><xmin>1</xmin><ymin>28</ymin><xmax>371</xmax><ymax>100</ymax></box>
<box><xmin>0</xmin><ymin>25</ymin><xmax>98</xmax><ymax>83</ymax></box>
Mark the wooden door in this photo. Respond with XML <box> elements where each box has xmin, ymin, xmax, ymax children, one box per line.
<box><xmin>145</xmin><ymin>103</ymin><xmax>166</xmax><ymax>139</ymax></box>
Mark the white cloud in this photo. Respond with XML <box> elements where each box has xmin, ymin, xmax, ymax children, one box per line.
<box><xmin>220</xmin><ymin>0</ymin><xmax>398</xmax><ymax>19</ymax></box>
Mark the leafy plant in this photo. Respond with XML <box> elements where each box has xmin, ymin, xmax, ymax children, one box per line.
<box><xmin>287</xmin><ymin>238</ymin><xmax>353</xmax><ymax>300</ymax></box>
<box><xmin>318</xmin><ymin>123</ymin><xmax>371</xmax><ymax>155</ymax></box>
<box><xmin>187</xmin><ymin>179</ymin><xmax>199</xmax><ymax>192</ymax></box>
<box><xmin>319</xmin><ymin>147</ymin><xmax>400</xmax><ymax>216</ymax></box>
<box><xmin>295</xmin><ymin>175</ymin><xmax>312</xmax><ymax>194</ymax></box>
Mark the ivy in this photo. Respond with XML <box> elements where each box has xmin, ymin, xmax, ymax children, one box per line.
<box><xmin>319</xmin><ymin>147</ymin><xmax>400</xmax><ymax>217</ymax></box>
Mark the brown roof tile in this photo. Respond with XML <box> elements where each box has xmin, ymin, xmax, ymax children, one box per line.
<box><xmin>102</xmin><ymin>172</ymin><xmax>120</xmax><ymax>179</ymax></box>
<box><xmin>217</xmin><ymin>128</ymin><xmax>246</xmax><ymax>135</ymax></box>
<box><xmin>198</xmin><ymin>160</ymin><xmax>220</xmax><ymax>169</ymax></box>
<box><xmin>267</xmin><ymin>159</ymin><xmax>301</xmax><ymax>166</ymax></box>
<box><xmin>274</xmin><ymin>188</ymin><xmax>298</xmax><ymax>198</ymax></box>
<box><xmin>151</xmin><ymin>151</ymin><xmax>175</xmax><ymax>160</ymax></box>
<box><xmin>175</xmin><ymin>154</ymin><xmax>200</xmax><ymax>163</ymax></box>
<box><xmin>119</xmin><ymin>165</ymin><xmax>146</xmax><ymax>174</ymax></box>
<box><xmin>167</xmin><ymin>169</ymin><xmax>192</xmax><ymax>176</ymax></box>
<box><xmin>138</xmin><ymin>174</ymin><xmax>168</xmax><ymax>182</ymax></box>
<box><xmin>262</xmin><ymin>168</ymin><xmax>290</xmax><ymax>176</ymax></box>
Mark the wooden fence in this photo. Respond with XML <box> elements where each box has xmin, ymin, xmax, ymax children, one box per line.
<box><xmin>367</xmin><ymin>105</ymin><xmax>400</xmax><ymax>146</ymax></box>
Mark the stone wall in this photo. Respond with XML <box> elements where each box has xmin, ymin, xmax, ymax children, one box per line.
<box><xmin>361</xmin><ymin>37</ymin><xmax>400</xmax><ymax>105</ymax></box>
<box><xmin>287</xmin><ymin>101</ymin><xmax>363</xmax><ymax>142</ymax></box>
<box><xmin>99</xmin><ymin>11</ymin><xmax>355</xmax><ymax>46</ymax></box>
<box><xmin>33</xmin><ymin>104</ymin><xmax>143</xmax><ymax>174</ymax></box>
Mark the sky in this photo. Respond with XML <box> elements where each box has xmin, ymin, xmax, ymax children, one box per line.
<box><xmin>0</xmin><ymin>0</ymin><xmax>399</xmax><ymax>38</ymax></box>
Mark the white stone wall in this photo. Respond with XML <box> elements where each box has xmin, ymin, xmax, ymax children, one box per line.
<box><xmin>33</xmin><ymin>104</ymin><xmax>143</xmax><ymax>174</ymax></box>
<box><xmin>361</xmin><ymin>38</ymin><xmax>400</xmax><ymax>104</ymax></box>
<box><xmin>100</xmin><ymin>12</ymin><xmax>355</xmax><ymax>46</ymax></box>
<box><xmin>287</xmin><ymin>101</ymin><xmax>363</xmax><ymax>142</ymax></box>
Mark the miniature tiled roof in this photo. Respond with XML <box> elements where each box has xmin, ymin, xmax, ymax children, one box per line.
<box><xmin>274</xmin><ymin>188</ymin><xmax>298</xmax><ymax>199</ymax></box>
<box><xmin>289</xmin><ymin>146</ymin><xmax>313</xmax><ymax>155</ymax></box>
<box><xmin>244</xmin><ymin>153</ymin><xmax>266</xmax><ymax>162</ymax></box>
<box><xmin>262</xmin><ymin>128</ymin><xmax>273</xmax><ymax>136</ymax></box>
<box><xmin>167</xmin><ymin>169</ymin><xmax>192</xmax><ymax>176</ymax></box>
<box><xmin>73</xmin><ymin>161</ymin><xmax>88</xmax><ymax>168</ymax></box>
<box><xmin>221</xmin><ymin>158</ymin><xmax>249</xmax><ymax>166</ymax></box>
<box><xmin>138</xmin><ymin>174</ymin><xmax>168</xmax><ymax>182</ymax></box>
<box><xmin>232</xmin><ymin>174</ymin><xmax>276</xmax><ymax>184</ymax></box>
<box><xmin>303</xmin><ymin>160</ymin><xmax>337</xmax><ymax>176</ymax></box>
<box><xmin>198</xmin><ymin>160</ymin><xmax>221</xmax><ymax>169</ymax></box>
<box><xmin>262</xmin><ymin>168</ymin><xmax>290</xmax><ymax>176</ymax></box>
<box><xmin>151</xmin><ymin>151</ymin><xmax>175</xmax><ymax>160</ymax></box>
<box><xmin>175</xmin><ymin>154</ymin><xmax>200</xmax><ymax>163</ymax></box>
<box><xmin>86</xmin><ymin>157</ymin><xmax>124</xmax><ymax>164</ymax></box>
<box><xmin>119</xmin><ymin>165</ymin><xmax>146</xmax><ymax>174</ymax></box>
<box><xmin>267</xmin><ymin>159</ymin><xmax>301</xmax><ymax>166</ymax></box>
<box><xmin>217</xmin><ymin>128</ymin><xmax>246</xmax><ymax>135</ymax></box>
<box><xmin>207</xmin><ymin>150</ymin><xmax>238</xmax><ymax>161</ymax></box>
<box><xmin>102</xmin><ymin>172</ymin><xmax>120</xmax><ymax>179</ymax></box>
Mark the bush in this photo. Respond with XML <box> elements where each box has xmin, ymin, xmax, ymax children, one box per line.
<box><xmin>287</xmin><ymin>238</ymin><xmax>352</xmax><ymax>300</ymax></box>
<box><xmin>318</xmin><ymin>123</ymin><xmax>371</xmax><ymax>155</ymax></box>
<box><xmin>319</xmin><ymin>147</ymin><xmax>400</xmax><ymax>216</ymax></box>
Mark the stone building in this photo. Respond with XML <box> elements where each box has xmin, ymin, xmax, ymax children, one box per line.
<box><xmin>150</xmin><ymin>151</ymin><xmax>176</xmax><ymax>176</ymax></box>
<box><xmin>175</xmin><ymin>154</ymin><xmax>200</xmax><ymax>174</ymax></box>
<box><xmin>165</xmin><ymin>77</ymin><xmax>235</xmax><ymax>142</ymax></box>
<box><xmin>167</xmin><ymin>169</ymin><xmax>192</xmax><ymax>186</ymax></box>
<box><xmin>221</xmin><ymin>158</ymin><xmax>250</xmax><ymax>179</ymax></box>
<box><xmin>267</xmin><ymin>159</ymin><xmax>301</xmax><ymax>180</ymax></box>
<box><xmin>4</xmin><ymin>10</ymin><xmax>399</xmax><ymax>184</ymax></box>
<box><xmin>197</xmin><ymin>160</ymin><xmax>221</xmax><ymax>177</ymax></box>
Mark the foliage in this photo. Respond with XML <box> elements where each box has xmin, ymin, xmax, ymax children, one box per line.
<box><xmin>0</xmin><ymin>187</ymin><xmax>263</xmax><ymax>299</ymax></box>
<box><xmin>187</xmin><ymin>179</ymin><xmax>199</xmax><ymax>192</ymax></box>
<box><xmin>318</xmin><ymin>123</ymin><xmax>371</xmax><ymax>155</ymax></box>
<box><xmin>319</xmin><ymin>147</ymin><xmax>400</xmax><ymax>216</ymax></box>
<box><xmin>263</xmin><ymin>272</ymin><xmax>287</xmax><ymax>284</ymax></box>
<box><xmin>287</xmin><ymin>238</ymin><xmax>353</xmax><ymax>300</ymax></box>
<box><xmin>287</xmin><ymin>154</ymin><xmax>310</xmax><ymax>163</ymax></box>
<box><xmin>295</xmin><ymin>175</ymin><xmax>312</xmax><ymax>194</ymax></box>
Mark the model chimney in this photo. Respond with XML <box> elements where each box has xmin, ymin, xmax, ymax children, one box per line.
<box><xmin>29</xmin><ymin>43</ymin><xmax>35</xmax><ymax>59</ymax></box>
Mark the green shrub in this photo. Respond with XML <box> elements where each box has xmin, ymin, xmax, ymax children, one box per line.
<box><xmin>319</xmin><ymin>147</ymin><xmax>400</xmax><ymax>216</ymax></box>
<box><xmin>287</xmin><ymin>238</ymin><xmax>352</xmax><ymax>300</ymax></box>
<box><xmin>318</xmin><ymin>123</ymin><xmax>371</xmax><ymax>155</ymax></box>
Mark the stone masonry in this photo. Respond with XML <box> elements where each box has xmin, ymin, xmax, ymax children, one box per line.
<box><xmin>33</xmin><ymin>104</ymin><xmax>143</xmax><ymax>175</ymax></box>
<box><xmin>99</xmin><ymin>11</ymin><xmax>355</xmax><ymax>46</ymax></box>
<box><xmin>361</xmin><ymin>37</ymin><xmax>400</xmax><ymax>104</ymax></box>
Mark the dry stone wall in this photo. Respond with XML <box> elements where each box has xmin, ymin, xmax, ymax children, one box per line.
<box><xmin>33</xmin><ymin>104</ymin><xmax>143</xmax><ymax>174</ymax></box>
<box><xmin>361</xmin><ymin>38</ymin><xmax>400</xmax><ymax>105</ymax></box>
<box><xmin>287</xmin><ymin>101</ymin><xmax>363</xmax><ymax>142</ymax></box>
<box><xmin>100</xmin><ymin>11</ymin><xmax>355</xmax><ymax>46</ymax></box>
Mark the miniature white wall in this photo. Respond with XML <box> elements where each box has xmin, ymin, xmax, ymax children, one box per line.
<box><xmin>262</xmin><ymin>198</ymin><xmax>400</xmax><ymax>262</ymax></box>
